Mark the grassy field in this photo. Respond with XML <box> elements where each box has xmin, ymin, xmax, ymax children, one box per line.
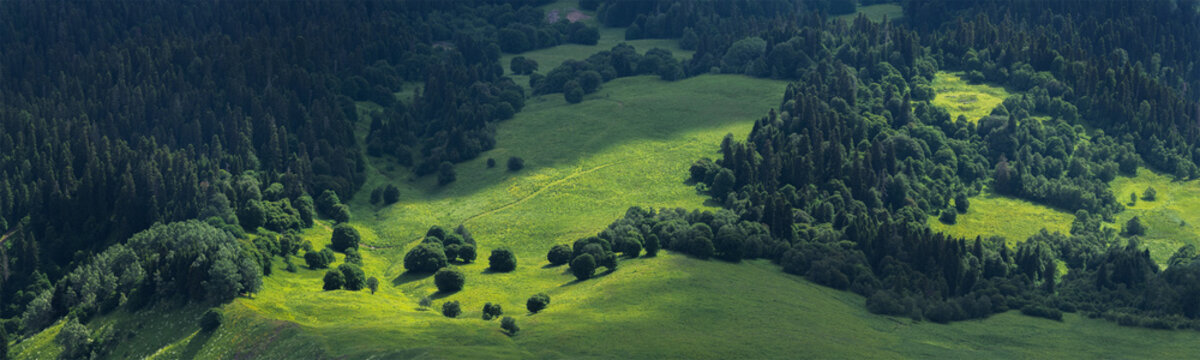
<box><xmin>1110</xmin><ymin>168</ymin><xmax>1200</xmax><ymax>264</ymax></box>
<box><xmin>835</xmin><ymin>3</ymin><xmax>904</xmax><ymax>23</ymax></box>
<box><xmin>932</xmin><ymin>71</ymin><xmax>1012</xmax><ymax>123</ymax></box>
<box><xmin>928</xmin><ymin>190</ymin><xmax>1075</xmax><ymax>246</ymax></box>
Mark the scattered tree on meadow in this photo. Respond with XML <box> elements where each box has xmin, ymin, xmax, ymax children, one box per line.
<box><xmin>489</xmin><ymin>248</ymin><xmax>518</xmax><ymax>272</ymax></box>
<box><xmin>1143</xmin><ymin>187</ymin><xmax>1157</xmax><ymax>201</ymax></box>
<box><xmin>526</xmin><ymin>293</ymin><xmax>550</xmax><ymax>314</ymax></box>
<box><xmin>339</xmin><ymin>264</ymin><xmax>367</xmax><ymax>291</ymax></box>
<box><xmin>507</xmin><ymin>157</ymin><xmax>525</xmax><ymax>171</ymax></box>
<box><xmin>434</xmin><ymin>268</ymin><xmax>466</xmax><ymax>293</ymax></box>
<box><xmin>330</xmin><ymin>204</ymin><xmax>352</xmax><ymax>223</ymax></box>
<box><xmin>482</xmin><ymin>302</ymin><xmax>504</xmax><ymax>320</ymax></box>
<box><xmin>438</xmin><ymin>161</ymin><xmax>457</xmax><ymax>185</ymax></box>
<box><xmin>442</xmin><ymin>301</ymin><xmax>462</xmax><ymax>318</ymax></box>
<box><xmin>305</xmin><ymin>248</ymin><xmax>336</xmax><ymax>269</ymax></box>
<box><xmin>367</xmin><ymin>277</ymin><xmax>380</xmax><ymax>294</ymax></box>
<box><xmin>383</xmin><ymin>185</ymin><xmax>401</xmax><ymax>205</ymax></box>
<box><xmin>323</xmin><ymin>270</ymin><xmax>345</xmax><ymax>291</ymax></box>
<box><xmin>419</xmin><ymin>296</ymin><xmax>433</xmax><ymax>309</ymax></box>
<box><xmin>547</xmin><ymin>244</ymin><xmax>573</xmax><ymax>266</ymax></box>
<box><xmin>939</xmin><ymin>208</ymin><xmax>958</xmax><ymax>224</ymax></box>
<box><xmin>501</xmin><ymin>316</ymin><xmax>519</xmax><ymax>336</ymax></box>
<box><xmin>404</xmin><ymin>243</ymin><xmax>449</xmax><ymax>273</ymax></box>
<box><xmin>458</xmin><ymin>244</ymin><xmax>478</xmax><ymax>263</ymax></box>
<box><xmin>1124</xmin><ymin>216</ymin><xmax>1147</xmax><ymax>237</ymax></box>
<box><xmin>330</xmin><ymin>223</ymin><xmax>361</xmax><ymax>252</ymax></box>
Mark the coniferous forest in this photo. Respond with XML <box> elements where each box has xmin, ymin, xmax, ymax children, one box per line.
<box><xmin>2</xmin><ymin>0</ymin><xmax>1200</xmax><ymax>358</ymax></box>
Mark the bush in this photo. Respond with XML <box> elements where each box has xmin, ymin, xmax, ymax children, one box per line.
<box><xmin>547</xmin><ymin>244</ymin><xmax>573</xmax><ymax>265</ymax></box>
<box><xmin>383</xmin><ymin>185</ymin><xmax>401</xmax><ymax>205</ymax></box>
<box><xmin>339</xmin><ymin>264</ymin><xmax>367</xmax><ymax>291</ymax></box>
<box><xmin>501</xmin><ymin>316</ymin><xmax>519</xmax><ymax>336</ymax></box>
<box><xmin>644</xmin><ymin>234</ymin><xmax>660</xmax><ymax>257</ymax></box>
<box><xmin>367</xmin><ymin>277</ymin><xmax>379</xmax><ymax>294</ymax></box>
<box><xmin>1021</xmin><ymin>304</ymin><xmax>1064</xmax><ymax>321</ymax></box>
<box><xmin>939</xmin><ymin>208</ymin><xmax>958</xmax><ymax>224</ymax></box>
<box><xmin>1143</xmin><ymin>187</ymin><xmax>1157</xmax><ymax>201</ymax></box>
<box><xmin>316</xmin><ymin>190</ymin><xmax>341</xmax><ymax>217</ymax></box>
<box><xmin>482</xmin><ymin>302</ymin><xmax>504</xmax><ymax>321</ymax></box>
<box><xmin>442</xmin><ymin>301</ymin><xmax>461</xmax><ymax>318</ymax></box>
<box><xmin>330</xmin><ymin>223</ymin><xmax>361</xmax><ymax>252</ymax></box>
<box><xmin>1124</xmin><ymin>216</ymin><xmax>1147</xmax><ymax>236</ymax></box>
<box><xmin>305</xmin><ymin>248</ymin><xmax>336</xmax><ymax>269</ymax></box>
<box><xmin>487</xmin><ymin>158</ymin><xmax>496</xmax><ymax>168</ymax></box>
<box><xmin>200</xmin><ymin>308</ymin><xmax>224</xmax><ymax>331</ymax></box>
<box><xmin>434</xmin><ymin>267</ymin><xmax>466</xmax><ymax>293</ymax></box>
<box><xmin>323</xmin><ymin>270</ymin><xmax>345</xmax><ymax>291</ymax></box>
<box><xmin>419</xmin><ymin>296</ymin><xmax>433</xmax><ymax>309</ymax></box>
<box><xmin>344</xmin><ymin>247</ymin><xmax>363</xmax><ymax>265</ymax></box>
<box><xmin>438</xmin><ymin>161</ymin><xmax>456</xmax><ymax>185</ymax></box>
<box><xmin>330</xmin><ymin>203</ymin><xmax>351</xmax><ymax>223</ymax></box>
<box><xmin>526</xmin><ymin>293</ymin><xmax>550</xmax><ymax>314</ymax></box>
<box><xmin>865</xmin><ymin>290</ymin><xmax>909</xmax><ymax>316</ymax></box>
<box><xmin>507</xmin><ymin>157</ymin><xmax>525</xmax><ymax>171</ymax></box>
<box><xmin>954</xmin><ymin>193</ymin><xmax>970</xmax><ymax>213</ymax></box>
<box><xmin>459</xmin><ymin>244</ymin><xmax>477</xmax><ymax>263</ymax></box>
<box><xmin>564</xmin><ymin>81</ymin><xmax>584</xmax><ymax>104</ymax></box>
<box><xmin>571</xmin><ymin>253</ymin><xmax>597</xmax><ymax>280</ymax></box>
<box><xmin>404</xmin><ymin>243</ymin><xmax>449</xmax><ymax>273</ymax></box>
<box><xmin>489</xmin><ymin>248</ymin><xmax>518</xmax><ymax>272</ymax></box>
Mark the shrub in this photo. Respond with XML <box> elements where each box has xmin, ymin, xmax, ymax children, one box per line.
<box><xmin>1124</xmin><ymin>216</ymin><xmax>1147</xmax><ymax>236</ymax></box>
<box><xmin>507</xmin><ymin>157</ymin><xmax>525</xmax><ymax>171</ymax></box>
<box><xmin>564</xmin><ymin>81</ymin><xmax>584</xmax><ymax>103</ymax></box>
<box><xmin>367</xmin><ymin>277</ymin><xmax>379</xmax><ymax>294</ymax></box>
<box><xmin>547</xmin><ymin>244</ymin><xmax>573</xmax><ymax>265</ymax></box>
<box><xmin>442</xmin><ymin>301</ymin><xmax>461</xmax><ymax>318</ymax></box>
<box><xmin>419</xmin><ymin>296</ymin><xmax>432</xmax><ymax>309</ymax></box>
<box><xmin>501</xmin><ymin>316</ymin><xmax>519</xmax><ymax>336</ymax></box>
<box><xmin>404</xmin><ymin>243</ymin><xmax>448</xmax><ymax>273</ymax></box>
<box><xmin>954</xmin><ymin>193</ymin><xmax>970</xmax><ymax>213</ymax></box>
<box><xmin>305</xmin><ymin>248</ymin><xmax>335</xmax><ymax>269</ymax></box>
<box><xmin>527</xmin><ymin>293</ymin><xmax>550</xmax><ymax>314</ymax></box>
<box><xmin>339</xmin><ymin>264</ymin><xmax>367</xmax><ymax>291</ymax></box>
<box><xmin>344</xmin><ymin>247</ymin><xmax>363</xmax><ymax>265</ymax></box>
<box><xmin>1021</xmin><ymin>304</ymin><xmax>1064</xmax><ymax>321</ymax></box>
<box><xmin>1143</xmin><ymin>187</ymin><xmax>1157</xmax><ymax>201</ymax></box>
<box><xmin>330</xmin><ymin>203</ymin><xmax>351</xmax><ymax>223</ymax></box>
<box><xmin>459</xmin><ymin>244</ymin><xmax>477</xmax><ymax>263</ymax></box>
<box><xmin>489</xmin><ymin>248</ymin><xmax>518</xmax><ymax>272</ymax></box>
<box><xmin>323</xmin><ymin>270</ymin><xmax>345</xmax><ymax>291</ymax></box>
<box><xmin>330</xmin><ymin>224</ymin><xmax>361</xmax><ymax>252</ymax></box>
<box><xmin>571</xmin><ymin>253</ymin><xmax>597</xmax><ymax>280</ymax></box>
<box><xmin>56</xmin><ymin>317</ymin><xmax>92</xmax><ymax>360</ymax></box>
<box><xmin>434</xmin><ymin>268</ymin><xmax>466</xmax><ymax>293</ymax></box>
<box><xmin>487</xmin><ymin>158</ymin><xmax>496</xmax><ymax>168</ymax></box>
<box><xmin>444</xmin><ymin>244</ymin><xmax>461</xmax><ymax>261</ymax></box>
<box><xmin>383</xmin><ymin>185</ymin><xmax>400</xmax><ymax>205</ymax></box>
<box><xmin>939</xmin><ymin>208</ymin><xmax>958</xmax><ymax>224</ymax></box>
<box><xmin>200</xmin><ymin>308</ymin><xmax>224</xmax><ymax>331</ymax></box>
<box><xmin>482</xmin><ymin>302</ymin><xmax>504</xmax><ymax>320</ymax></box>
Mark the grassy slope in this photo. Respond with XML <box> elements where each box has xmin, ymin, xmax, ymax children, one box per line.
<box><xmin>932</xmin><ymin>71</ymin><xmax>1011</xmax><ymax>123</ymax></box>
<box><xmin>928</xmin><ymin>189</ymin><xmax>1074</xmax><ymax>246</ymax></box>
<box><xmin>1110</xmin><ymin>169</ymin><xmax>1200</xmax><ymax>263</ymax></box>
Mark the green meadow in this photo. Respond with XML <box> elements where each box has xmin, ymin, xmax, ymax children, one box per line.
<box><xmin>932</xmin><ymin>71</ymin><xmax>1011</xmax><ymax>123</ymax></box>
<box><xmin>1110</xmin><ymin>169</ymin><xmax>1200</xmax><ymax>264</ymax></box>
<box><xmin>928</xmin><ymin>190</ymin><xmax>1075</xmax><ymax>246</ymax></box>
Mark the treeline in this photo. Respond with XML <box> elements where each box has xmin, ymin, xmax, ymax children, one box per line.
<box><xmin>531</xmin><ymin>44</ymin><xmax>686</xmax><ymax>103</ymax></box>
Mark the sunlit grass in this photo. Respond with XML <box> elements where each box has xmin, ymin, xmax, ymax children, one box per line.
<box><xmin>932</xmin><ymin>71</ymin><xmax>1011</xmax><ymax>123</ymax></box>
<box><xmin>1109</xmin><ymin>168</ymin><xmax>1200</xmax><ymax>264</ymax></box>
<box><xmin>928</xmin><ymin>190</ymin><xmax>1075</xmax><ymax>245</ymax></box>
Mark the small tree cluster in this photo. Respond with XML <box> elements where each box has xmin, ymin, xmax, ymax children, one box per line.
<box><xmin>482</xmin><ymin>302</ymin><xmax>504</xmax><ymax>320</ymax></box>
<box><xmin>526</xmin><ymin>293</ymin><xmax>550</xmax><ymax>314</ymax></box>
<box><xmin>323</xmin><ymin>264</ymin><xmax>366</xmax><ymax>291</ymax></box>
<box><xmin>305</xmin><ymin>248</ymin><xmax>336</xmax><ymax>269</ymax></box>
<box><xmin>547</xmin><ymin>244</ymin><xmax>572</xmax><ymax>266</ymax></box>
<box><xmin>510</xmin><ymin>56</ymin><xmax>539</xmax><ymax>75</ymax></box>
<box><xmin>565</xmin><ymin>237</ymin><xmax>621</xmax><ymax>280</ymax></box>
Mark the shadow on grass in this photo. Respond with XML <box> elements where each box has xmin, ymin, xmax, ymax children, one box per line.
<box><xmin>430</xmin><ymin>289</ymin><xmax>459</xmax><ymax>300</ymax></box>
<box><xmin>392</xmin><ymin>271</ymin><xmax>433</xmax><ymax>286</ymax></box>
<box><xmin>179</xmin><ymin>330</ymin><xmax>214</xmax><ymax>360</ymax></box>
<box><xmin>541</xmin><ymin>263</ymin><xmax>564</xmax><ymax>269</ymax></box>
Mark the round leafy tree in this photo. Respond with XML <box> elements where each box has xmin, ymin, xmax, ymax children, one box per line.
<box><xmin>404</xmin><ymin>243</ymin><xmax>448</xmax><ymax>273</ymax></box>
<box><xmin>442</xmin><ymin>301</ymin><xmax>461</xmax><ymax>318</ymax></box>
<box><xmin>571</xmin><ymin>253</ymin><xmax>596</xmax><ymax>280</ymax></box>
<box><xmin>501</xmin><ymin>316</ymin><xmax>519</xmax><ymax>336</ymax></box>
<box><xmin>329</xmin><ymin>223</ymin><xmax>361</xmax><ymax>252</ymax></box>
<box><xmin>507</xmin><ymin>157</ymin><xmax>525</xmax><ymax>171</ymax></box>
<box><xmin>489</xmin><ymin>248</ymin><xmax>518</xmax><ymax>272</ymax></box>
<box><xmin>482</xmin><ymin>302</ymin><xmax>504</xmax><ymax>320</ymax></box>
<box><xmin>547</xmin><ymin>244</ymin><xmax>573</xmax><ymax>266</ymax></box>
<box><xmin>323</xmin><ymin>270</ymin><xmax>345</xmax><ymax>291</ymax></box>
<box><xmin>200</xmin><ymin>308</ymin><xmax>224</xmax><ymax>332</ymax></box>
<box><xmin>434</xmin><ymin>267</ymin><xmax>465</xmax><ymax>293</ymax></box>
<box><xmin>339</xmin><ymin>263</ymin><xmax>367</xmax><ymax>291</ymax></box>
<box><xmin>526</xmin><ymin>293</ymin><xmax>550</xmax><ymax>314</ymax></box>
<box><xmin>330</xmin><ymin>203</ymin><xmax>351</xmax><ymax>223</ymax></box>
<box><xmin>459</xmin><ymin>244</ymin><xmax>478</xmax><ymax>263</ymax></box>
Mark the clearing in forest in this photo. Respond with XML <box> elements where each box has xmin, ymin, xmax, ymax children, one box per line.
<box><xmin>932</xmin><ymin>71</ymin><xmax>1011</xmax><ymax>123</ymax></box>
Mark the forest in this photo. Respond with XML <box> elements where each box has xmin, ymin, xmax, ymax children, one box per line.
<box><xmin>1</xmin><ymin>0</ymin><xmax>1199</xmax><ymax>358</ymax></box>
